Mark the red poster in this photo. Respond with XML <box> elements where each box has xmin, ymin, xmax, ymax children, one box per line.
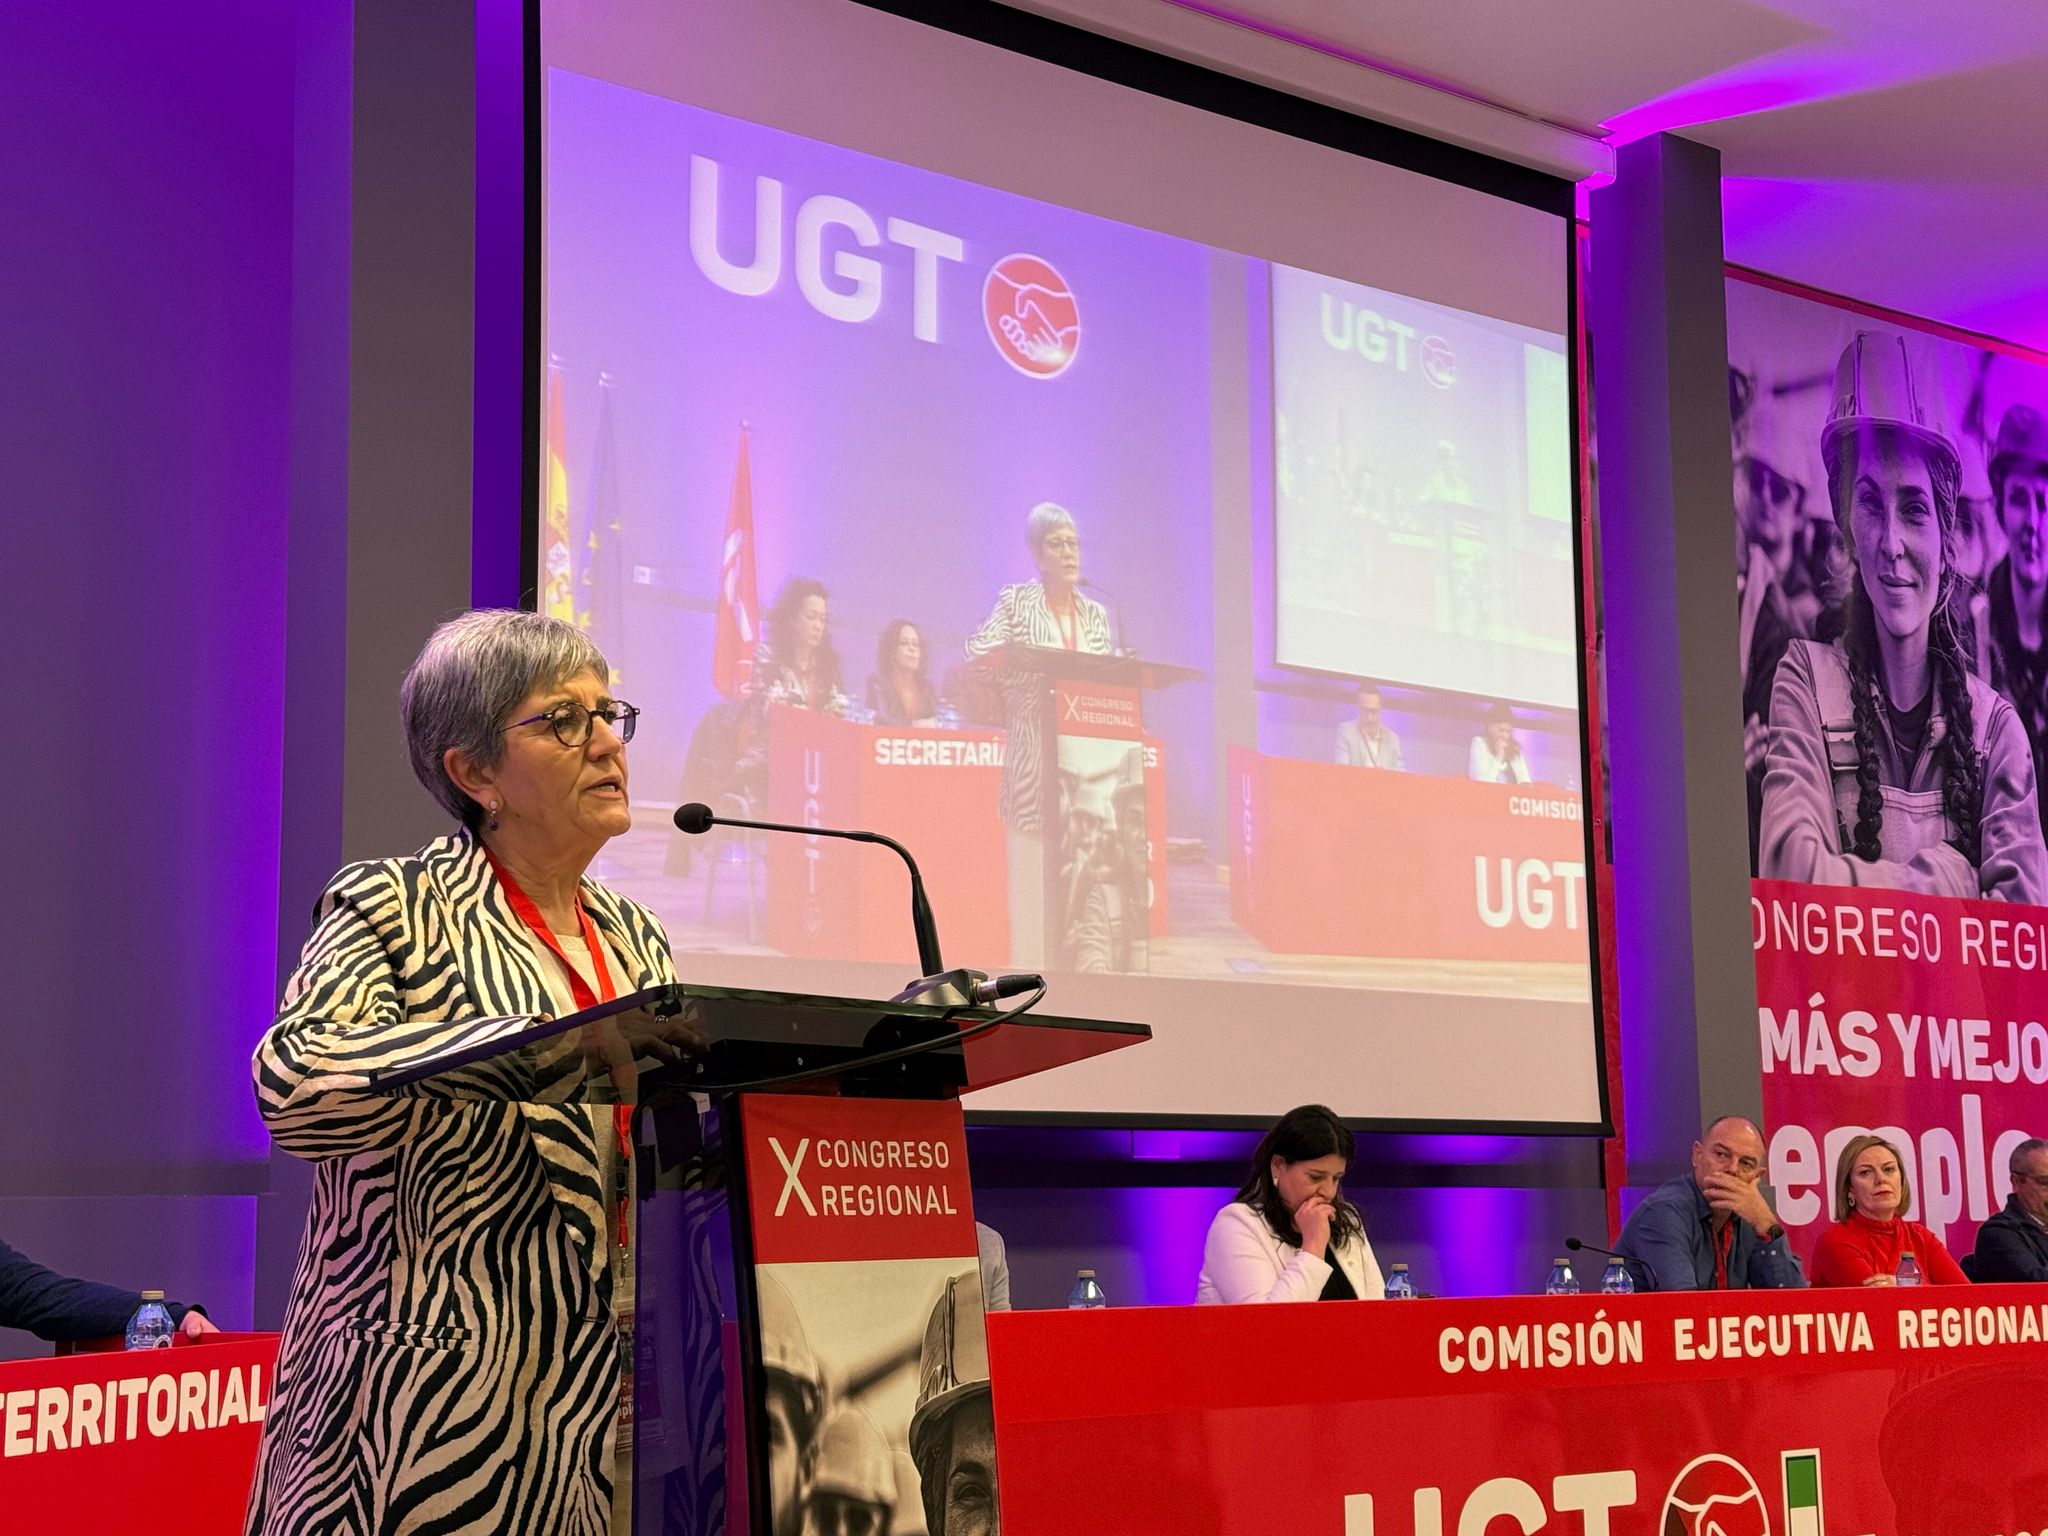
<box><xmin>740</xmin><ymin>1095</ymin><xmax>989</xmax><ymax>1536</ymax></box>
<box><xmin>1053</xmin><ymin>682</ymin><xmax>1143</xmax><ymax>740</ymax></box>
<box><xmin>0</xmin><ymin>1333</ymin><xmax>277</xmax><ymax>1534</ymax></box>
<box><xmin>1727</xmin><ymin>279</ymin><xmax>2048</xmax><ymax>1273</ymax></box>
<box><xmin>989</xmin><ymin>1290</ymin><xmax>2048</xmax><ymax>1535</ymax></box>
<box><xmin>740</xmin><ymin>1094</ymin><xmax>976</xmax><ymax>1265</ymax></box>
<box><xmin>1754</xmin><ymin>878</ymin><xmax>2048</xmax><ymax>1258</ymax></box>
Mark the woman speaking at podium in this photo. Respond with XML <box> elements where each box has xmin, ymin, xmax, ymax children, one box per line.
<box><xmin>1198</xmin><ymin>1105</ymin><xmax>1385</xmax><ymax>1304</ymax></box>
<box><xmin>966</xmin><ymin>502</ymin><xmax>1113</xmax><ymax>964</ymax></box>
<box><xmin>245</xmin><ymin>610</ymin><xmax>679</xmax><ymax>1536</ymax></box>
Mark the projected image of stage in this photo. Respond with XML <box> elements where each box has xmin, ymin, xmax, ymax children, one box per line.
<box><xmin>539</xmin><ymin>1</ymin><xmax>1598</xmax><ymax>1125</ymax></box>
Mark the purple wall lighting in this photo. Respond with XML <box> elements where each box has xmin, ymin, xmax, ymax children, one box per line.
<box><xmin>2</xmin><ymin>2</ymin><xmax>294</xmax><ymax>1180</ymax></box>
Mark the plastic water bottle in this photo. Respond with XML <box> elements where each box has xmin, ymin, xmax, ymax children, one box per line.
<box><xmin>1544</xmin><ymin>1259</ymin><xmax>1579</xmax><ymax>1296</ymax></box>
<box><xmin>1600</xmin><ymin>1259</ymin><xmax>1635</xmax><ymax>1296</ymax></box>
<box><xmin>1384</xmin><ymin>1263</ymin><xmax>1416</xmax><ymax>1299</ymax></box>
<box><xmin>125</xmin><ymin>1291</ymin><xmax>175</xmax><ymax>1350</ymax></box>
<box><xmin>1066</xmin><ymin>1269</ymin><xmax>1107</xmax><ymax>1309</ymax></box>
<box><xmin>1895</xmin><ymin>1253</ymin><xmax>1922</xmax><ymax>1287</ymax></box>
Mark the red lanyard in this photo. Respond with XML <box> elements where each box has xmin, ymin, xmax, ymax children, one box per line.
<box><xmin>483</xmin><ymin>847</ymin><xmax>633</xmax><ymax>1253</ymax></box>
<box><xmin>1053</xmin><ymin>598</ymin><xmax>1078</xmax><ymax>650</ymax></box>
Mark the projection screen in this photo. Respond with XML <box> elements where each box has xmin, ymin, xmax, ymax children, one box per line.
<box><xmin>533</xmin><ymin>0</ymin><xmax>1604</xmax><ymax>1126</ymax></box>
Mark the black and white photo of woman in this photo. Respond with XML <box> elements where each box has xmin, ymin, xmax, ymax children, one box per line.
<box><xmin>1758</xmin><ymin>330</ymin><xmax>2048</xmax><ymax>901</ymax></box>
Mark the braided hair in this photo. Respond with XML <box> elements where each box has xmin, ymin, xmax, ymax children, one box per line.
<box><xmin>1822</xmin><ymin>430</ymin><xmax>1980</xmax><ymax>866</ymax></box>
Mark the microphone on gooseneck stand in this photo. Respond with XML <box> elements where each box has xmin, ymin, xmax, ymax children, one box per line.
<box><xmin>671</xmin><ymin>803</ymin><xmax>1043</xmax><ymax>1006</ymax></box>
<box><xmin>1564</xmin><ymin>1236</ymin><xmax>1653</xmax><ymax>1291</ymax></box>
<box><xmin>1078</xmin><ymin>577</ymin><xmax>1129</xmax><ymax>657</ymax></box>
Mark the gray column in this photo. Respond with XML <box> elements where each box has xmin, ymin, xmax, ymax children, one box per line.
<box><xmin>256</xmin><ymin>0</ymin><xmax>497</xmax><ymax>1325</ymax></box>
<box><xmin>1590</xmin><ymin>133</ymin><xmax>1759</xmax><ymax>1188</ymax></box>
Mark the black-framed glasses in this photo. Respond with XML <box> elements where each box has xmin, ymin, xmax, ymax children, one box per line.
<box><xmin>500</xmin><ymin>699</ymin><xmax>639</xmax><ymax>747</ymax></box>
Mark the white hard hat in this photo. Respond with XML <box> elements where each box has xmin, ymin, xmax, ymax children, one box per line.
<box><xmin>1821</xmin><ymin>330</ymin><xmax>1959</xmax><ymax>486</ymax></box>
<box><xmin>758</xmin><ymin>1269</ymin><xmax>823</xmax><ymax>1416</ymax></box>
<box><xmin>906</xmin><ymin>1272</ymin><xmax>990</xmax><ymax>1474</ymax></box>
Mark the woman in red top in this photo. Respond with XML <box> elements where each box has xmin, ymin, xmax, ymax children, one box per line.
<box><xmin>1810</xmin><ymin>1133</ymin><xmax>1969</xmax><ymax>1286</ymax></box>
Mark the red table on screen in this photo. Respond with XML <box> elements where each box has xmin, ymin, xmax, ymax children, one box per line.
<box><xmin>764</xmin><ymin>708</ymin><xmax>1013</xmax><ymax>967</ymax></box>
<box><xmin>1227</xmin><ymin>744</ymin><xmax>1589</xmax><ymax>963</ymax></box>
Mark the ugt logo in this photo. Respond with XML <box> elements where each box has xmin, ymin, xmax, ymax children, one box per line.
<box><xmin>1663</xmin><ymin>1450</ymin><xmax>1822</xmax><ymax>1536</ymax></box>
<box><xmin>984</xmin><ymin>253</ymin><xmax>1080</xmax><ymax>378</ymax></box>
<box><xmin>1420</xmin><ymin>333</ymin><xmax>1457</xmax><ymax>388</ymax></box>
<box><xmin>1662</xmin><ymin>1455</ymin><xmax>1768</xmax><ymax>1536</ymax></box>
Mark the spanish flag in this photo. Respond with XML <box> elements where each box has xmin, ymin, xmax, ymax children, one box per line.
<box><xmin>542</xmin><ymin>364</ymin><xmax>574</xmax><ymax>623</ymax></box>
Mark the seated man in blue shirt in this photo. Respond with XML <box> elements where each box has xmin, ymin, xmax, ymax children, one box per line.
<box><xmin>1613</xmin><ymin>1116</ymin><xmax>1806</xmax><ymax>1290</ymax></box>
<box><xmin>0</xmin><ymin>1236</ymin><xmax>213</xmax><ymax>1343</ymax></box>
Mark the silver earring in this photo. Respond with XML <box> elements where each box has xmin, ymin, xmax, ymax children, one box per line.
<box><xmin>487</xmin><ymin>800</ymin><xmax>501</xmax><ymax>832</ymax></box>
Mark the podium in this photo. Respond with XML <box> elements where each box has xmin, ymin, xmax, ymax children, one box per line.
<box><xmin>977</xmin><ymin>645</ymin><xmax>1198</xmax><ymax>972</ymax></box>
<box><xmin>370</xmin><ymin>982</ymin><xmax>1147</xmax><ymax>1536</ymax></box>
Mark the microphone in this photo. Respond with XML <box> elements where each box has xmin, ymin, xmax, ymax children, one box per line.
<box><xmin>1563</xmin><ymin>1236</ymin><xmax>1651</xmax><ymax>1288</ymax></box>
<box><xmin>1078</xmin><ymin>577</ymin><xmax>1129</xmax><ymax>657</ymax></box>
<box><xmin>672</xmin><ymin>803</ymin><xmax>1042</xmax><ymax>1006</ymax></box>
<box><xmin>675</xmin><ymin>801</ymin><xmax>943</xmax><ymax>974</ymax></box>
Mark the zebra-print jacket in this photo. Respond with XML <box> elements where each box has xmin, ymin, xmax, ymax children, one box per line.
<box><xmin>964</xmin><ymin>579</ymin><xmax>1112</xmax><ymax>832</ymax></box>
<box><xmin>245</xmin><ymin>828</ymin><xmax>677</xmax><ymax>1536</ymax></box>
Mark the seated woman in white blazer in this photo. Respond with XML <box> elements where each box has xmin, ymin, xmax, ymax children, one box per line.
<box><xmin>1197</xmin><ymin>1104</ymin><xmax>1385</xmax><ymax>1303</ymax></box>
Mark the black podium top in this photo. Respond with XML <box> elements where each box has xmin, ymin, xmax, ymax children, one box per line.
<box><xmin>363</xmin><ymin>982</ymin><xmax>1148</xmax><ymax>1107</ymax></box>
<box><xmin>977</xmin><ymin>642</ymin><xmax>1201</xmax><ymax>691</ymax></box>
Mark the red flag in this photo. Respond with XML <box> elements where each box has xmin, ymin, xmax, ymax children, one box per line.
<box><xmin>713</xmin><ymin>429</ymin><xmax>759</xmax><ymax>698</ymax></box>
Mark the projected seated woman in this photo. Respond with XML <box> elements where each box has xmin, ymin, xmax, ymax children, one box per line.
<box><xmin>1197</xmin><ymin>1104</ymin><xmax>1385</xmax><ymax>1304</ymax></box>
<box><xmin>735</xmin><ymin>577</ymin><xmax>849</xmax><ymax>806</ymax></box>
<box><xmin>751</xmin><ymin>577</ymin><xmax>848</xmax><ymax>715</ymax></box>
<box><xmin>1468</xmin><ymin>701</ymin><xmax>1530</xmax><ymax>784</ymax></box>
<box><xmin>965</xmin><ymin>502</ymin><xmax>1113</xmax><ymax>963</ymax></box>
<box><xmin>1757</xmin><ymin>330</ymin><xmax>2047</xmax><ymax>901</ymax></box>
<box><xmin>865</xmin><ymin>618</ymin><xmax>941</xmax><ymax>727</ymax></box>
<box><xmin>1810</xmin><ymin>1134</ymin><xmax>1968</xmax><ymax>1287</ymax></box>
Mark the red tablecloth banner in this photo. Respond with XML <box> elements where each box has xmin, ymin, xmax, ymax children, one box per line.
<box><xmin>990</xmin><ymin>1286</ymin><xmax>2048</xmax><ymax>1535</ymax></box>
<box><xmin>1</xmin><ymin>1331</ymin><xmax>277</xmax><ymax>1534</ymax></box>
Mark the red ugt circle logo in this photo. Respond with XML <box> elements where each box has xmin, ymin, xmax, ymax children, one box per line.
<box><xmin>1420</xmin><ymin>333</ymin><xmax>1457</xmax><ymax>388</ymax></box>
<box><xmin>984</xmin><ymin>254</ymin><xmax>1080</xmax><ymax>378</ymax></box>
<box><xmin>1661</xmin><ymin>1454</ymin><xmax>1770</xmax><ymax>1536</ymax></box>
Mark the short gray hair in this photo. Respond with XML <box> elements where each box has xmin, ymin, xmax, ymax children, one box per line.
<box><xmin>1025</xmin><ymin>501</ymin><xmax>1076</xmax><ymax>556</ymax></box>
<box><xmin>2011</xmin><ymin>1138</ymin><xmax>2048</xmax><ymax>1176</ymax></box>
<box><xmin>401</xmin><ymin>609</ymin><xmax>611</xmax><ymax>827</ymax></box>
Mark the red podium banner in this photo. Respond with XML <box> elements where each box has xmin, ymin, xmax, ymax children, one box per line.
<box><xmin>739</xmin><ymin>1095</ymin><xmax>988</xmax><ymax>1536</ymax></box>
<box><xmin>1228</xmin><ymin>745</ymin><xmax>1587</xmax><ymax>962</ymax></box>
<box><xmin>1754</xmin><ymin>877</ymin><xmax>2048</xmax><ymax>1259</ymax></box>
<box><xmin>740</xmin><ymin>1093</ymin><xmax>976</xmax><ymax>1265</ymax></box>
<box><xmin>0</xmin><ymin>1332</ymin><xmax>277</xmax><ymax>1534</ymax></box>
<box><xmin>989</xmin><ymin>1288</ymin><xmax>2048</xmax><ymax>1536</ymax></box>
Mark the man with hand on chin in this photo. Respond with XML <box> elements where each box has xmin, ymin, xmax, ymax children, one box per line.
<box><xmin>1612</xmin><ymin>1116</ymin><xmax>1807</xmax><ymax>1291</ymax></box>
